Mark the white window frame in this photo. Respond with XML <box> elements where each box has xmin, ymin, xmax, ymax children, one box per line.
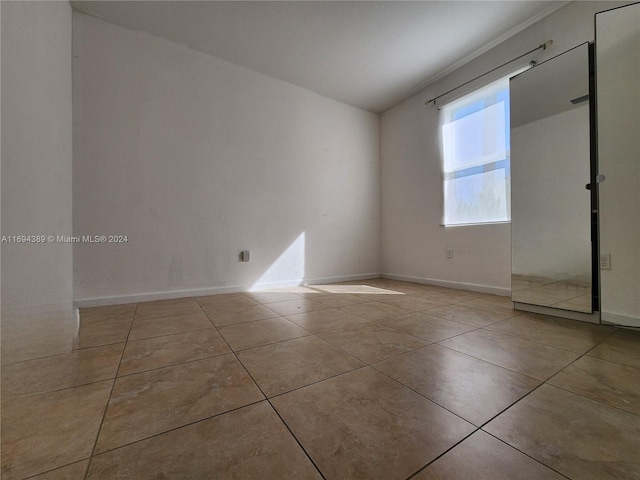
<box><xmin>440</xmin><ymin>73</ymin><xmax>518</xmax><ymax>227</ymax></box>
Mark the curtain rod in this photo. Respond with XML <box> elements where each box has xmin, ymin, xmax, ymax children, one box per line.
<box><xmin>425</xmin><ymin>39</ymin><xmax>553</xmax><ymax>106</ymax></box>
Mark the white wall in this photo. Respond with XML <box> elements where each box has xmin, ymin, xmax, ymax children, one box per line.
<box><xmin>73</xmin><ymin>13</ymin><xmax>380</xmax><ymax>305</ymax></box>
<box><xmin>596</xmin><ymin>3</ymin><xmax>640</xmax><ymax>326</ymax></box>
<box><xmin>1</xmin><ymin>1</ymin><xmax>75</xmax><ymax>363</ymax></box>
<box><xmin>380</xmin><ymin>1</ymin><xmax>629</xmax><ymax>295</ymax></box>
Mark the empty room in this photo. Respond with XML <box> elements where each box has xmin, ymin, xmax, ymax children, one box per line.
<box><xmin>1</xmin><ymin>1</ymin><xmax>639</xmax><ymax>479</ymax></box>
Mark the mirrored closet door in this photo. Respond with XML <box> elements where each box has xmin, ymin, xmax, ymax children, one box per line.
<box><xmin>510</xmin><ymin>43</ymin><xmax>594</xmax><ymax>315</ymax></box>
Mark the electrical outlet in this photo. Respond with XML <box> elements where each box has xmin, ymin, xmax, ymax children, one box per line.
<box><xmin>446</xmin><ymin>247</ymin><xmax>454</xmax><ymax>259</ymax></box>
<box><xmin>600</xmin><ymin>253</ymin><xmax>611</xmax><ymax>270</ymax></box>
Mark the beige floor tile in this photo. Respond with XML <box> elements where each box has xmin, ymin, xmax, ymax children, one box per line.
<box><xmin>119</xmin><ymin>329</ymin><xmax>230</xmax><ymax>376</ymax></box>
<box><xmin>486</xmin><ymin>313</ymin><xmax>616</xmax><ymax>353</ymax></box>
<box><xmin>2</xmin><ymin>343</ymin><xmax>123</xmax><ymax>396</ymax></box>
<box><xmin>413</xmin><ymin>430</ymin><xmax>564</xmax><ymax>479</ymax></box>
<box><xmin>339</xmin><ymin>301</ymin><xmax>412</xmax><ymax>321</ymax></box>
<box><xmin>1</xmin><ymin>380</ymin><xmax>112</xmax><ymax>480</ymax></box>
<box><xmin>587</xmin><ymin>329</ymin><xmax>640</xmax><ymax>368</ymax></box>
<box><xmin>439</xmin><ymin>329</ymin><xmax>579</xmax><ymax>380</ymax></box>
<box><xmin>413</xmin><ymin>291</ymin><xmax>481</xmax><ymax>305</ymax></box>
<box><xmin>78</xmin><ymin>311</ymin><xmax>133</xmax><ymax>330</ymax></box>
<box><xmin>375</xmin><ymin>344</ymin><xmax>540</xmax><ymax>425</ymax></box>
<box><xmin>426</xmin><ymin>304</ymin><xmax>514</xmax><ymax>327</ymax></box>
<box><xmin>285</xmin><ymin>308</ymin><xmax>371</xmax><ymax>333</ymax></box>
<box><xmin>244</xmin><ymin>291</ymin><xmax>302</xmax><ymax>304</ymax></box>
<box><xmin>134</xmin><ymin>299</ymin><xmax>203</xmax><ymax>320</ymax></box>
<box><xmin>313</xmin><ymin>293</ymin><xmax>370</xmax><ymax>307</ymax></box>
<box><xmin>79</xmin><ymin>310</ymin><xmax>135</xmax><ymax>327</ymax></box>
<box><xmin>319</xmin><ymin>323</ymin><xmax>428</xmax><ymax>363</ymax></box>
<box><xmin>203</xmin><ymin>304</ymin><xmax>279</xmax><ymax>326</ymax></box>
<box><xmin>29</xmin><ymin>461</ymin><xmax>89</xmax><ymax>480</ymax></box>
<box><xmin>485</xmin><ymin>384</ymin><xmax>640</xmax><ymax>480</ymax></box>
<box><xmin>194</xmin><ymin>292</ymin><xmax>258</xmax><ymax>310</ymax></box>
<box><xmin>377</xmin><ymin>312</ymin><xmax>477</xmax><ymax>342</ymax></box>
<box><xmin>376</xmin><ymin>296</ymin><xmax>448</xmax><ymax>311</ymax></box>
<box><xmin>128</xmin><ymin>311</ymin><xmax>213</xmax><ymax>341</ymax></box>
<box><xmin>9</xmin><ymin>282</ymin><xmax>638</xmax><ymax>479</ymax></box>
<box><xmin>237</xmin><ymin>336</ymin><xmax>364</xmax><ymax>397</ymax></box>
<box><xmin>218</xmin><ymin>316</ymin><xmax>311</xmax><ymax>351</ymax></box>
<box><xmin>96</xmin><ymin>355</ymin><xmax>264</xmax><ymax>453</ymax></box>
<box><xmin>264</xmin><ymin>298</ymin><xmax>329</xmax><ymax>316</ymax></box>
<box><xmin>548</xmin><ymin>356</ymin><xmax>640</xmax><ymax>415</ymax></box>
<box><xmin>76</xmin><ymin>318</ymin><xmax>131</xmax><ymax>349</ymax></box>
<box><xmin>353</xmin><ymin>292</ymin><xmax>408</xmax><ymax>302</ymax></box>
<box><xmin>271</xmin><ymin>367</ymin><xmax>474</xmax><ymax>480</ymax></box>
<box><xmin>456</xmin><ymin>296</ymin><xmax>518</xmax><ymax>316</ymax></box>
<box><xmin>467</xmin><ymin>294</ymin><xmax>514</xmax><ymax>305</ymax></box>
<box><xmin>87</xmin><ymin>402</ymin><xmax>321</xmax><ymax>479</ymax></box>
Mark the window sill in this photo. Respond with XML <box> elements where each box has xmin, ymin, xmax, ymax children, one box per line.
<box><xmin>440</xmin><ymin>221</ymin><xmax>511</xmax><ymax>227</ymax></box>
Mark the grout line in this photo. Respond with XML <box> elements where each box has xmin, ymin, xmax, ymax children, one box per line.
<box><xmin>478</xmin><ymin>430</ymin><xmax>573</xmax><ymax>480</ymax></box>
<box><xmin>21</xmin><ymin>460</ymin><xmax>91</xmax><ymax>480</ymax></box>
<box><xmin>225</xmin><ymin>330</ymin><xmax>328</xmax><ymax>479</ymax></box>
<box><xmin>538</xmin><ymin>329</ymin><xmax>640</xmax><ymax>418</ymax></box>
<box><xmin>82</xmin><ymin>398</ymin><xmax>269</xmax><ymax>457</ymax></box>
<box><xmin>370</xmin><ymin>363</ymin><xmax>478</xmax><ymax>427</ymax></box>
<box><xmin>541</xmin><ymin>381</ymin><xmax>640</xmax><ymax>419</ymax></box>
<box><xmin>81</xmin><ymin>301</ymin><xmax>270</xmax><ymax>465</ymax></box>
<box><xmin>219</xmin><ymin>331</ymin><xmax>315</xmax><ymax>353</ymax></box>
<box><xmin>115</xmin><ymin>350</ymin><xmax>234</xmax><ymax>378</ymax></box>
<box><xmin>83</xmin><ymin>303</ymin><xmax>139</xmax><ymax>480</ymax></box>
<box><xmin>265</xmin><ymin>401</ymin><xmax>328</xmax><ymax>480</ymax></box>
<box><xmin>265</xmin><ymin>364</ymin><xmax>370</xmax><ymax>401</ymax></box>
<box><xmin>480</xmin><ymin>319</ymin><xmax>620</xmax><ymax>354</ymax></box>
<box><xmin>433</xmin><ymin>341</ymin><xmax>559</xmax><ymax>382</ymax></box>
<box><xmin>123</xmin><ymin>325</ymin><xmax>216</xmax><ymax>343</ymax></box>
<box><xmin>404</xmin><ymin>376</ymin><xmax>570</xmax><ymax>479</ymax></box>
<box><xmin>206</xmin><ymin>313</ymin><xmax>287</xmax><ymax>329</ymax></box>
<box><xmin>131</xmin><ymin>309</ymin><xmax>208</xmax><ymax>323</ymax></box>
<box><xmin>404</xmin><ymin>428</ymin><xmax>480</xmax><ymax>480</ymax></box>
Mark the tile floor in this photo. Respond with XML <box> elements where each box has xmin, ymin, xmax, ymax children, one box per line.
<box><xmin>2</xmin><ymin>279</ymin><xmax>639</xmax><ymax>479</ymax></box>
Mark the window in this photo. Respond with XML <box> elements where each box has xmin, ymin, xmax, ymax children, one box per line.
<box><xmin>441</xmin><ymin>75</ymin><xmax>512</xmax><ymax>226</ymax></box>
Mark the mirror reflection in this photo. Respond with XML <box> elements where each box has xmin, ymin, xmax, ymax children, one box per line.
<box><xmin>510</xmin><ymin>43</ymin><xmax>593</xmax><ymax>313</ymax></box>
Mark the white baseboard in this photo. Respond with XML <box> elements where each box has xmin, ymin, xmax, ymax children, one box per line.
<box><xmin>381</xmin><ymin>273</ymin><xmax>511</xmax><ymax>296</ymax></box>
<box><xmin>249</xmin><ymin>272</ymin><xmax>381</xmax><ymax>291</ymax></box>
<box><xmin>601</xmin><ymin>311</ymin><xmax>640</xmax><ymax>328</ymax></box>
<box><xmin>74</xmin><ymin>273</ymin><xmax>381</xmax><ymax>307</ymax></box>
<box><xmin>74</xmin><ymin>285</ymin><xmax>246</xmax><ymax>308</ymax></box>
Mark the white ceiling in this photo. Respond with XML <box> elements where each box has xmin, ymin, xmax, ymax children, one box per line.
<box><xmin>70</xmin><ymin>1</ymin><xmax>567</xmax><ymax>113</ymax></box>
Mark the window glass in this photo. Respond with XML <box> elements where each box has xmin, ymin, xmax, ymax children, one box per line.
<box><xmin>441</xmin><ymin>76</ymin><xmax>512</xmax><ymax>226</ymax></box>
